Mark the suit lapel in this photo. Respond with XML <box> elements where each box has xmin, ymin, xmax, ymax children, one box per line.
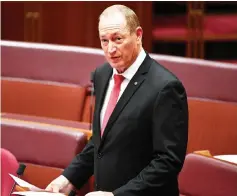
<box><xmin>100</xmin><ymin>54</ymin><xmax>152</xmax><ymax>145</ymax></box>
<box><xmin>94</xmin><ymin>65</ymin><xmax>112</xmax><ymax>147</ymax></box>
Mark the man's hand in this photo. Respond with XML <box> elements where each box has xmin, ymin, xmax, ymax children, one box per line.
<box><xmin>85</xmin><ymin>191</ymin><xmax>114</xmax><ymax>196</ymax></box>
<box><xmin>45</xmin><ymin>175</ymin><xmax>71</xmax><ymax>193</ymax></box>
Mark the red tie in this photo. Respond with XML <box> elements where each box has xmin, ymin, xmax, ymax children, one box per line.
<box><xmin>101</xmin><ymin>74</ymin><xmax>125</xmax><ymax>136</ymax></box>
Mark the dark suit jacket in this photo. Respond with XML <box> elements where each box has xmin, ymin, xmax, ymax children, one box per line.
<box><xmin>63</xmin><ymin>54</ymin><xmax>189</xmax><ymax>196</ymax></box>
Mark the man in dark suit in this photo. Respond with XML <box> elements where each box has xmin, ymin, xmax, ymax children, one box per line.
<box><xmin>46</xmin><ymin>4</ymin><xmax>188</xmax><ymax>196</ymax></box>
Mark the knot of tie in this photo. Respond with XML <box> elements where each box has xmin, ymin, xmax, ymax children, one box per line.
<box><xmin>114</xmin><ymin>74</ymin><xmax>125</xmax><ymax>86</ymax></box>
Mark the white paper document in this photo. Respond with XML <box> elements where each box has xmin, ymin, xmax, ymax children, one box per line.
<box><xmin>9</xmin><ymin>174</ymin><xmax>65</xmax><ymax>196</ymax></box>
<box><xmin>9</xmin><ymin>174</ymin><xmax>43</xmax><ymax>191</ymax></box>
<box><xmin>13</xmin><ymin>192</ymin><xmax>66</xmax><ymax>196</ymax></box>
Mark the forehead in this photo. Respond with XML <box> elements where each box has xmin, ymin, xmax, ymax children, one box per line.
<box><xmin>99</xmin><ymin>13</ymin><xmax>128</xmax><ymax>36</ymax></box>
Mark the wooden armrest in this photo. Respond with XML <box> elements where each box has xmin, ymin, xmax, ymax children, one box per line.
<box><xmin>193</xmin><ymin>150</ymin><xmax>213</xmax><ymax>157</ymax></box>
<box><xmin>15</xmin><ymin>185</ymin><xmax>30</xmax><ymax>191</ymax></box>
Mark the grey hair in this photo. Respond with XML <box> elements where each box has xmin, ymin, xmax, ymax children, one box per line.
<box><xmin>99</xmin><ymin>4</ymin><xmax>140</xmax><ymax>34</ymax></box>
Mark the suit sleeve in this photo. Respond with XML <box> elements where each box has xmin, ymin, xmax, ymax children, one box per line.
<box><xmin>62</xmin><ymin>136</ymin><xmax>94</xmax><ymax>189</ymax></box>
<box><xmin>113</xmin><ymin>81</ymin><xmax>189</xmax><ymax>196</ymax></box>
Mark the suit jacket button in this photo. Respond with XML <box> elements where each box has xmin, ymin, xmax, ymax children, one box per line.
<box><xmin>98</xmin><ymin>152</ymin><xmax>103</xmax><ymax>159</ymax></box>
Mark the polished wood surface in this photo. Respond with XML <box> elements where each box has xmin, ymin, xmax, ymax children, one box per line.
<box><xmin>1</xmin><ymin>1</ymin><xmax>152</xmax><ymax>51</ymax></box>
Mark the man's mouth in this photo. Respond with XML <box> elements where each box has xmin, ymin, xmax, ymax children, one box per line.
<box><xmin>111</xmin><ymin>56</ymin><xmax>120</xmax><ymax>60</ymax></box>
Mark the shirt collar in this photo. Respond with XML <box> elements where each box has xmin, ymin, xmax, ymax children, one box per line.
<box><xmin>112</xmin><ymin>48</ymin><xmax>146</xmax><ymax>81</ymax></box>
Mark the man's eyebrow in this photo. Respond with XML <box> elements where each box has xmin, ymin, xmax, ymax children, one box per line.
<box><xmin>113</xmin><ymin>32</ymin><xmax>122</xmax><ymax>36</ymax></box>
<box><xmin>100</xmin><ymin>32</ymin><xmax>122</xmax><ymax>38</ymax></box>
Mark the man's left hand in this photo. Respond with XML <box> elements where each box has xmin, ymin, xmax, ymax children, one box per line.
<box><xmin>85</xmin><ymin>191</ymin><xmax>114</xmax><ymax>196</ymax></box>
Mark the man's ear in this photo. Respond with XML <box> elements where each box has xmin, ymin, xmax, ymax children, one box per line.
<box><xmin>136</xmin><ymin>27</ymin><xmax>143</xmax><ymax>41</ymax></box>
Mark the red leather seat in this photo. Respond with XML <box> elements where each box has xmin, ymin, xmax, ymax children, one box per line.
<box><xmin>1</xmin><ymin>118</ymin><xmax>90</xmax><ymax>195</ymax></box>
<box><xmin>1</xmin><ymin>78</ymin><xmax>87</xmax><ymax>122</ymax></box>
<box><xmin>1</xmin><ymin>148</ymin><xmax>18</xmax><ymax>196</ymax></box>
<box><xmin>179</xmin><ymin>153</ymin><xmax>237</xmax><ymax>196</ymax></box>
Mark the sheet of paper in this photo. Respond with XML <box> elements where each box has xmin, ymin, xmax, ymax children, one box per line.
<box><xmin>214</xmin><ymin>155</ymin><xmax>237</xmax><ymax>164</ymax></box>
<box><xmin>12</xmin><ymin>191</ymin><xmax>65</xmax><ymax>196</ymax></box>
<box><xmin>9</xmin><ymin>174</ymin><xmax>43</xmax><ymax>191</ymax></box>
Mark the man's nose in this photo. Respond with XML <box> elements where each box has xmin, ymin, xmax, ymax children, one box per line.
<box><xmin>108</xmin><ymin>41</ymin><xmax>116</xmax><ymax>54</ymax></box>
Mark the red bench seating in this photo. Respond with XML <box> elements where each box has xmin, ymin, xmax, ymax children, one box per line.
<box><xmin>178</xmin><ymin>153</ymin><xmax>237</xmax><ymax>196</ymax></box>
<box><xmin>1</xmin><ymin>118</ymin><xmax>91</xmax><ymax>195</ymax></box>
<box><xmin>1</xmin><ymin>40</ymin><xmax>237</xmax><ymax>155</ymax></box>
<box><xmin>1</xmin><ymin>148</ymin><xmax>19</xmax><ymax>196</ymax></box>
<box><xmin>2</xmin><ymin>78</ymin><xmax>87</xmax><ymax>122</ymax></box>
<box><xmin>153</xmin><ymin>14</ymin><xmax>237</xmax><ymax>41</ymax></box>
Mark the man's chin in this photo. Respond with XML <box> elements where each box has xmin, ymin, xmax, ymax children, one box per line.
<box><xmin>109</xmin><ymin>62</ymin><xmax>127</xmax><ymax>73</ymax></box>
<box><xmin>110</xmin><ymin>63</ymin><xmax>121</xmax><ymax>69</ymax></box>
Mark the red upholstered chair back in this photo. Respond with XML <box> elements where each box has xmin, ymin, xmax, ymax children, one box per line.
<box><xmin>1</xmin><ymin>41</ymin><xmax>106</xmax><ymax>86</ymax></box>
<box><xmin>1</xmin><ymin>78</ymin><xmax>87</xmax><ymax>122</ymax></box>
<box><xmin>1</xmin><ymin>120</ymin><xmax>89</xmax><ymax>194</ymax></box>
<box><xmin>1</xmin><ymin>148</ymin><xmax>19</xmax><ymax>196</ymax></box>
<box><xmin>178</xmin><ymin>153</ymin><xmax>237</xmax><ymax>196</ymax></box>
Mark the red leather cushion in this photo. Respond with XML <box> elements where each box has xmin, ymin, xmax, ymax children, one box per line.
<box><xmin>1</xmin><ymin>44</ymin><xmax>106</xmax><ymax>86</ymax></box>
<box><xmin>187</xmin><ymin>98</ymin><xmax>237</xmax><ymax>155</ymax></box>
<box><xmin>152</xmin><ymin>14</ymin><xmax>237</xmax><ymax>39</ymax></box>
<box><xmin>179</xmin><ymin>153</ymin><xmax>237</xmax><ymax>196</ymax></box>
<box><xmin>2</xmin><ymin>78</ymin><xmax>87</xmax><ymax>121</ymax></box>
<box><xmin>1</xmin><ymin>148</ymin><xmax>18</xmax><ymax>196</ymax></box>
<box><xmin>150</xmin><ymin>54</ymin><xmax>237</xmax><ymax>102</ymax></box>
<box><xmin>1</xmin><ymin>121</ymin><xmax>88</xmax><ymax>168</ymax></box>
<box><xmin>152</xmin><ymin>15</ymin><xmax>187</xmax><ymax>40</ymax></box>
<box><xmin>204</xmin><ymin>14</ymin><xmax>237</xmax><ymax>35</ymax></box>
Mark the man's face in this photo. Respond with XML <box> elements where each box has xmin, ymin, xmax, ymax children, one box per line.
<box><xmin>99</xmin><ymin>13</ymin><xmax>141</xmax><ymax>73</ymax></box>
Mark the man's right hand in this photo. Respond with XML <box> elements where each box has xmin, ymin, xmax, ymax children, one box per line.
<box><xmin>45</xmin><ymin>175</ymin><xmax>71</xmax><ymax>193</ymax></box>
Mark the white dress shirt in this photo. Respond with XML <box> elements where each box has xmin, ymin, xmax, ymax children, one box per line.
<box><xmin>100</xmin><ymin>48</ymin><xmax>146</xmax><ymax>127</ymax></box>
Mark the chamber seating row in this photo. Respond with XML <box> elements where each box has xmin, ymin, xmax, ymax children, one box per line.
<box><xmin>1</xmin><ymin>120</ymin><xmax>92</xmax><ymax>195</ymax></box>
<box><xmin>1</xmin><ymin>77</ymin><xmax>94</xmax><ymax>124</ymax></box>
<box><xmin>2</xmin><ymin>40</ymin><xmax>237</xmax><ymax>101</ymax></box>
<box><xmin>178</xmin><ymin>153</ymin><xmax>237</xmax><ymax>196</ymax></box>
<box><xmin>1</xmin><ymin>40</ymin><xmax>237</xmax><ymax>196</ymax></box>
<box><xmin>1</xmin><ymin>40</ymin><xmax>237</xmax><ymax>156</ymax></box>
<box><xmin>2</xmin><ymin>147</ymin><xmax>237</xmax><ymax>196</ymax></box>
